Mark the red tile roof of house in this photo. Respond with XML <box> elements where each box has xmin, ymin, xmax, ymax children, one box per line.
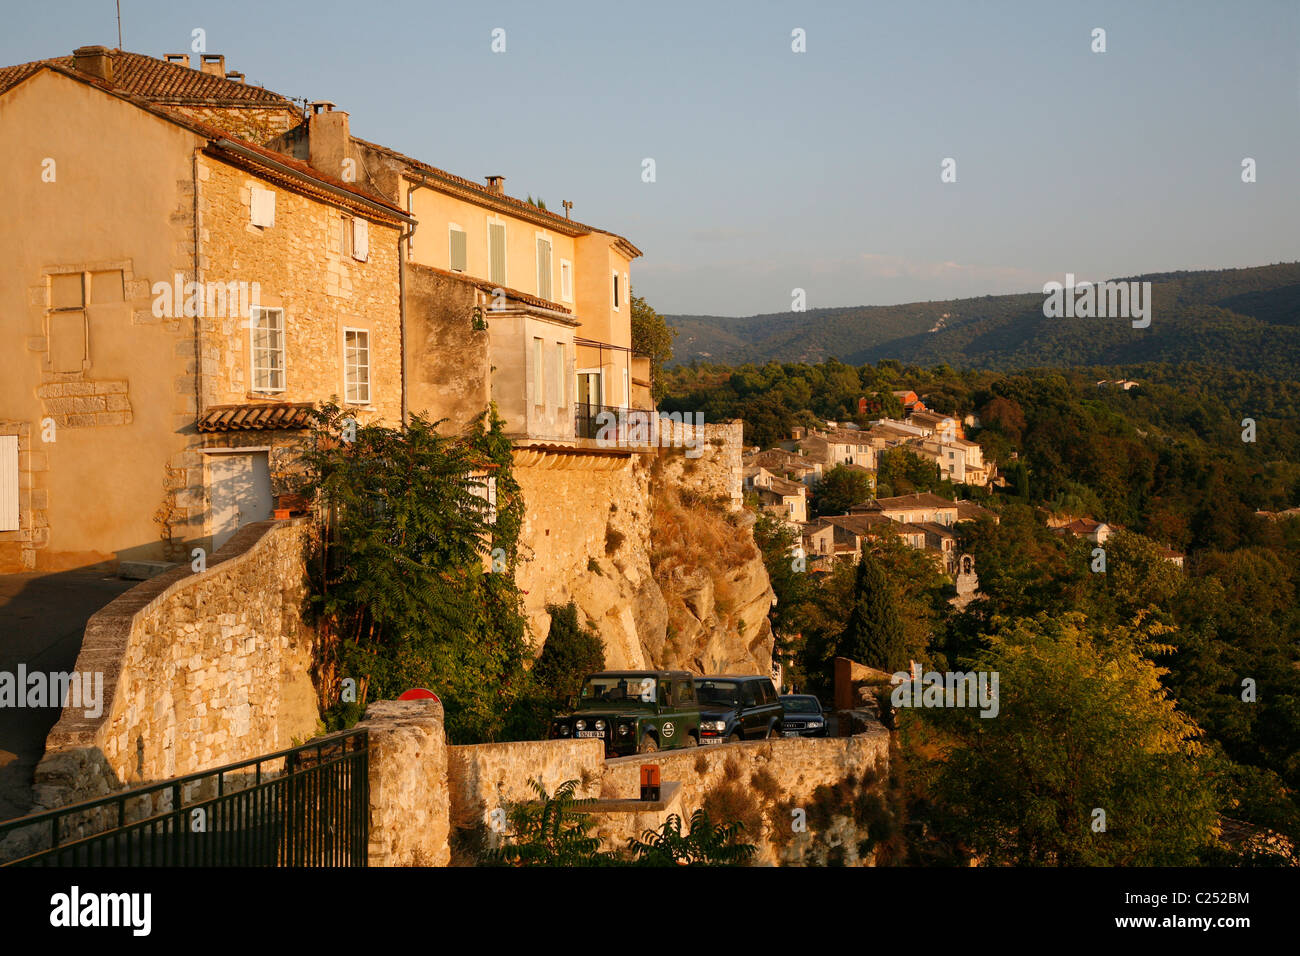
<box><xmin>0</xmin><ymin>49</ymin><xmax>295</xmax><ymax>106</ymax></box>
<box><xmin>870</xmin><ymin>493</ymin><xmax>959</xmax><ymax>511</ymax></box>
<box><xmin>0</xmin><ymin>57</ymin><xmax>407</xmax><ymax>221</ymax></box>
<box><xmin>355</xmin><ymin>135</ymin><xmax>643</xmax><ymax>258</ymax></box>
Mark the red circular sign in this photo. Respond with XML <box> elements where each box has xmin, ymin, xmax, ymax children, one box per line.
<box><xmin>399</xmin><ymin>688</ymin><xmax>441</xmax><ymax>703</ymax></box>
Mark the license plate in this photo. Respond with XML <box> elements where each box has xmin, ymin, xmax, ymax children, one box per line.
<box><xmin>576</xmin><ymin>731</ymin><xmax>604</xmax><ymax>738</ymax></box>
<box><xmin>701</xmin><ymin>737</ymin><xmax>723</xmax><ymax>744</ymax></box>
<box><xmin>783</xmin><ymin>731</ymin><xmax>800</xmax><ymax>737</ymax></box>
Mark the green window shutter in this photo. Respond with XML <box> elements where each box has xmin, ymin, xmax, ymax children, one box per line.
<box><xmin>450</xmin><ymin>228</ymin><xmax>467</xmax><ymax>272</ymax></box>
<box><xmin>537</xmin><ymin>238</ymin><xmax>552</xmax><ymax>301</ymax></box>
<box><xmin>489</xmin><ymin>223</ymin><xmax>506</xmax><ymax>285</ymax></box>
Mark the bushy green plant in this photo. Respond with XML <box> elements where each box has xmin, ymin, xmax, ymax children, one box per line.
<box><xmin>628</xmin><ymin>809</ymin><xmax>757</xmax><ymax>866</ymax></box>
<box><xmin>304</xmin><ymin>402</ymin><xmax>529</xmax><ymax>744</ymax></box>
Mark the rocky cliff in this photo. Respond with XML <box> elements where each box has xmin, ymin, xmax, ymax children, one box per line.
<box><xmin>512</xmin><ymin>422</ymin><xmax>776</xmax><ymax>675</ymax></box>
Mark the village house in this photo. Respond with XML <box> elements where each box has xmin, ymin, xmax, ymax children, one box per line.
<box><xmin>0</xmin><ymin>47</ymin><xmax>411</xmax><ymax>571</ymax></box>
<box><xmin>1053</xmin><ymin>517</ymin><xmax>1113</xmax><ymax>545</ymax></box>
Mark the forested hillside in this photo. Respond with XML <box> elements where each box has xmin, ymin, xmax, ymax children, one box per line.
<box><xmin>669</xmin><ymin>262</ymin><xmax>1300</xmax><ymax>378</ymax></box>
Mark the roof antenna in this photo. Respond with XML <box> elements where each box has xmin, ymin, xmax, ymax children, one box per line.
<box><xmin>116</xmin><ymin>0</ymin><xmax>123</xmax><ymax>48</ymax></box>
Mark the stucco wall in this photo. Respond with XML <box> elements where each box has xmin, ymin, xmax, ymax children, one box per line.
<box><xmin>28</xmin><ymin>518</ymin><xmax>320</xmax><ymax>812</ymax></box>
<box><xmin>404</xmin><ymin>264</ymin><xmax>490</xmax><ymax>429</ymax></box>
<box><xmin>0</xmin><ymin>70</ymin><xmax>203</xmax><ymax>569</ymax></box>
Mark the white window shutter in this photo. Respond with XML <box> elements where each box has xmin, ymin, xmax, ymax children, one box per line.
<box><xmin>353</xmin><ymin>218</ymin><xmax>369</xmax><ymax>261</ymax></box>
<box><xmin>251</xmin><ymin>186</ymin><xmax>275</xmax><ymax>227</ymax></box>
<box><xmin>0</xmin><ymin>436</ymin><xmax>18</xmax><ymax>532</ymax></box>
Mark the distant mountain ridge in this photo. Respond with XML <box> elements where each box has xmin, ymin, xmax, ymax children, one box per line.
<box><xmin>667</xmin><ymin>263</ymin><xmax>1300</xmax><ymax>377</ymax></box>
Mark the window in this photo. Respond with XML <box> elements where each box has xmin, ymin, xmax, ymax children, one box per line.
<box><xmin>48</xmin><ymin>273</ymin><xmax>87</xmax><ymax>373</ymax></box>
<box><xmin>559</xmin><ymin>259</ymin><xmax>573</xmax><ymax>301</ymax></box>
<box><xmin>488</xmin><ymin>221</ymin><xmax>506</xmax><ymax>285</ymax></box>
<box><xmin>533</xmin><ymin>337</ymin><xmax>544</xmax><ymax>406</ymax></box>
<box><xmin>250</xmin><ymin>185</ymin><xmax>275</xmax><ymax>227</ymax></box>
<box><xmin>469</xmin><ymin>474</ymin><xmax>498</xmax><ymax>524</ymax></box>
<box><xmin>612</xmin><ymin>271</ymin><xmax>620</xmax><ymax>310</ymax></box>
<box><xmin>449</xmin><ymin>225</ymin><xmax>467</xmax><ymax>272</ymax></box>
<box><xmin>536</xmin><ymin>236</ymin><xmax>553</xmax><ymax>301</ymax></box>
<box><xmin>0</xmin><ymin>435</ymin><xmax>17</xmax><ymax>532</ymax></box>
<box><xmin>555</xmin><ymin>342</ymin><xmax>566</xmax><ymax>406</ymax></box>
<box><xmin>250</xmin><ymin>307</ymin><xmax>286</xmax><ymax>391</ymax></box>
<box><xmin>343</xmin><ymin>328</ymin><xmax>370</xmax><ymax>404</ymax></box>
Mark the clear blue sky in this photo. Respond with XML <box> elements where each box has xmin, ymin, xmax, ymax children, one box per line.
<box><xmin>6</xmin><ymin>0</ymin><xmax>1299</xmax><ymax>315</ymax></box>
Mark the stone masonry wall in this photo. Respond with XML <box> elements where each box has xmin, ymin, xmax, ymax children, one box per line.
<box><xmin>357</xmin><ymin>699</ymin><xmax>451</xmax><ymax>867</ymax></box>
<box><xmin>597</xmin><ymin>732</ymin><xmax>890</xmax><ymax>865</ymax></box>
<box><xmin>29</xmin><ymin>517</ymin><xmax>321</xmax><ymax>812</ymax></box>
<box><xmin>380</xmin><ymin>728</ymin><xmax>890</xmax><ymax>867</ymax></box>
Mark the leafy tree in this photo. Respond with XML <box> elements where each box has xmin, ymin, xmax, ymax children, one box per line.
<box><xmin>837</xmin><ymin>553</ymin><xmax>907</xmax><ymax>672</ymax></box>
<box><xmin>533</xmin><ymin>602</ymin><xmax>605</xmax><ymax>700</ymax></box>
<box><xmin>630</xmin><ymin>291</ymin><xmax>677</xmax><ymax>401</ymax></box>
<box><xmin>811</xmin><ymin>464</ymin><xmax>874</xmax><ymax>516</ymax></box>
<box><xmin>925</xmin><ymin>613</ymin><xmax>1220</xmax><ymax>865</ymax></box>
<box><xmin>305</xmin><ymin>403</ymin><xmax>530</xmax><ymax>743</ymax></box>
<box><xmin>877</xmin><ymin>447</ymin><xmax>945</xmax><ymax>496</ymax></box>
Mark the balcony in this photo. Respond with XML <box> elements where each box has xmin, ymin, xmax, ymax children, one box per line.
<box><xmin>575</xmin><ymin>403</ymin><xmax>657</xmax><ymax>444</ymax></box>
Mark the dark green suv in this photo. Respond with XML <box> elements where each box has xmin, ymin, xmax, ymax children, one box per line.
<box><xmin>549</xmin><ymin>670</ymin><xmax>701</xmax><ymax>756</ymax></box>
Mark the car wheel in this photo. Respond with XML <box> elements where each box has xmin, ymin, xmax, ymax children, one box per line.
<box><xmin>727</xmin><ymin>732</ymin><xmax>742</xmax><ymax>743</ymax></box>
<box><xmin>638</xmin><ymin>734</ymin><xmax>658</xmax><ymax>753</ymax></box>
<box><xmin>685</xmin><ymin>733</ymin><xmax>699</xmax><ymax>748</ymax></box>
<box><xmin>766</xmin><ymin>724</ymin><xmax>780</xmax><ymax>739</ymax></box>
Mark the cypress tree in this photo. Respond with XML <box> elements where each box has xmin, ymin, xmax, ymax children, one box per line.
<box><xmin>837</xmin><ymin>552</ymin><xmax>906</xmax><ymax>672</ymax></box>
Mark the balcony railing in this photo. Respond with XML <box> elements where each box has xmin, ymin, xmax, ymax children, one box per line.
<box><xmin>575</xmin><ymin>403</ymin><xmax>656</xmax><ymax>443</ymax></box>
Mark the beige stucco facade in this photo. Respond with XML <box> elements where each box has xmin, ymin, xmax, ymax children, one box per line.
<box><xmin>0</xmin><ymin>67</ymin><xmax>405</xmax><ymax>571</ymax></box>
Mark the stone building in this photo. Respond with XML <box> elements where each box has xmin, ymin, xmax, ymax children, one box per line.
<box><xmin>0</xmin><ymin>47</ymin><xmax>410</xmax><ymax>570</ymax></box>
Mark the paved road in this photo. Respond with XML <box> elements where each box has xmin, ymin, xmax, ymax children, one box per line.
<box><xmin>0</xmin><ymin>570</ymin><xmax>135</xmax><ymax>820</ymax></box>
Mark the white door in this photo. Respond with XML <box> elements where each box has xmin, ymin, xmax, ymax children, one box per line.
<box><xmin>209</xmin><ymin>452</ymin><xmax>273</xmax><ymax>551</ymax></box>
<box><xmin>0</xmin><ymin>436</ymin><xmax>18</xmax><ymax>532</ymax></box>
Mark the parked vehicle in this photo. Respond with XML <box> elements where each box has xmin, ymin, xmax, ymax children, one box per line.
<box><xmin>694</xmin><ymin>675</ymin><xmax>783</xmax><ymax>743</ymax></box>
<box><xmin>549</xmin><ymin>670</ymin><xmax>701</xmax><ymax>756</ymax></box>
<box><xmin>779</xmin><ymin>694</ymin><xmax>829</xmax><ymax>737</ymax></box>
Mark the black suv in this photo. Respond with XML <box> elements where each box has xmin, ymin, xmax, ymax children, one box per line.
<box><xmin>779</xmin><ymin>694</ymin><xmax>829</xmax><ymax>737</ymax></box>
<box><xmin>694</xmin><ymin>675</ymin><xmax>783</xmax><ymax>744</ymax></box>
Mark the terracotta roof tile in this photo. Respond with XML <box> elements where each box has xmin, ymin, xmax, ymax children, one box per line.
<box><xmin>197</xmin><ymin>402</ymin><xmax>315</xmax><ymax>433</ymax></box>
<box><xmin>0</xmin><ymin>50</ymin><xmax>295</xmax><ymax>106</ymax></box>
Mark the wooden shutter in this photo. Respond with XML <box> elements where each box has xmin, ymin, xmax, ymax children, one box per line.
<box><xmin>250</xmin><ymin>186</ymin><xmax>275</xmax><ymax>227</ymax></box>
<box><xmin>449</xmin><ymin>228</ymin><xmax>467</xmax><ymax>272</ymax></box>
<box><xmin>0</xmin><ymin>436</ymin><xmax>18</xmax><ymax>532</ymax></box>
<box><xmin>352</xmin><ymin>218</ymin><xmax>369</xmax><ymax>261</ymax></box>
<box><xmin>536</xmin><ymin>238</ymin><xmax>552</xmax><ymax>301</ymax></box>
<box><xmin>489</xmin><ymin>223</ymin><xmax>506</xmax><ymax>285</ymax></box>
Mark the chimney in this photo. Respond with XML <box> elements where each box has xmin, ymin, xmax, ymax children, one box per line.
<box><xmin>485</xmin><ymin>175</ymin><xmax>505</xmax><ymax>195</ymax></box>
<box><xmin>72</xmin><ymin>45</ymin><xmax>114</xmax><ymax>83</ymax></box>
<box><xmin>164</xmin><ymin>53</ymin><xmax>189</xmax><ymax>66</ymax></box>
<box><xmin>225</xmin><ymin>71</ymin><xmax>245</xmax><ymax>84</ymax></box>
<box><xmin>307</xmin><ymin>102</ymin><xmax>351</xmax><ymax>179</ymax></box>
<box><xmin>199</xmin><ymin>54</ymin><xmax>226</xmax><ymax>77</ymax></box>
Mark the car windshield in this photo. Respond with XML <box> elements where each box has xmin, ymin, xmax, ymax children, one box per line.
<box><xmin>782</xmin><ymin>697</ymin><xmax>821</xmax><ymax>714</ymax></box>
<box><xmin>695</xmin><ymin>680</ymin><xmax>740</xmax><ymax>707</ymax></box>
<box><xmin>579</xmin><ymin>675</ymin><xmax>656</xmax><ymax>706</ymax></box>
